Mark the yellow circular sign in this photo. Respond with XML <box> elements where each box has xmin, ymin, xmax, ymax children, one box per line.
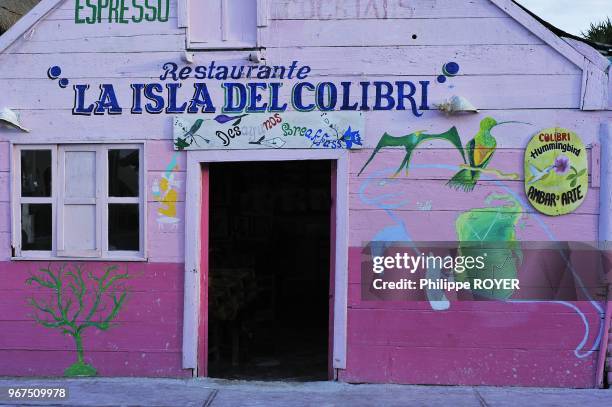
<box><xmin>524</xmin><ymin>128</ymin><xmax>588</xmax><ymax>216</ymax></box>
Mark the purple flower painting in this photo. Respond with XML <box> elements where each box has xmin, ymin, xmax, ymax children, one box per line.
<box><xmin>214</xmin><ymin>114</ymin><xmax>248</xmax><ymax>124</ymax></box>
<box><xmin>553</xmin><ymin>155</ymin><xmax>570</xmax><ymax>174</ymax></box>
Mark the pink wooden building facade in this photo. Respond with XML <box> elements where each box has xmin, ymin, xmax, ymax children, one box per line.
<box><xmin>0</xmin><ymin>0</ymin><xmax>611</xmax><ymax>387</ymax></box>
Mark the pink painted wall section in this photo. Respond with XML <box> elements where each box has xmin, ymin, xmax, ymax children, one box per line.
<box><xmin>0</xmin><ymin>262</ymin><xmax>189</xmax><ymax>377</ymax></box>
<box><xmin>147</xmin><ymin>141</ymin><xmax>186</xmax><ymax>263</ymax></box>
<box><xmin>341</xmin><ymin>142</ymin><xmax>604</xmax><ymax>387</ymax></box>
<box><xmin>0</xmin><ymin>141</ymin><xmax>9</xmax><ymax>263</ymax></box>
<box><xmin>339</xmin><ymin>248</ymin><xmax>602</xmax><ymax>387</ymax></box>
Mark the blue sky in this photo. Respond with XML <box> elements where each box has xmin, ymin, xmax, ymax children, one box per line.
<box><xmin>517</xmin><ymin>0</ymin><xmax>611</xmax><ymax>36</ymax></box>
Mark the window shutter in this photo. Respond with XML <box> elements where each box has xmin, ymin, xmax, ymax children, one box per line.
<box><xmin>189</xmin><ymin>0</ymin><xmax>258</xmax><ymax>48</ymax></box>
<box><xmin>56</xmin><ymin>146</ymin><xmax>101</xmax><ymax>258</ymax></box>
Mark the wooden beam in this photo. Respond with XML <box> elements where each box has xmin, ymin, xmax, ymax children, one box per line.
<box><xmin>177</xmin><ymin>0</ymin><xmax>188</xmax><ymax>28</ymax></box>
<box><xmin>0</xmin><ymin>0</ymin><xmax>64</xmax><ymax>54</ymax></box>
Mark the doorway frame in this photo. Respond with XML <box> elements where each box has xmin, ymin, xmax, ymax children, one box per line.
<box><xmin>181</xmin><ymin>149</ymin><xmax>349</xmax><ymax>377</ymax></box>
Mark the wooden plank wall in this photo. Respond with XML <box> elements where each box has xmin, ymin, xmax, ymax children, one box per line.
<box><xmin>0</xmin><ymin>0</ymin><xmax>609</xmax><ymax>384</ymax></box>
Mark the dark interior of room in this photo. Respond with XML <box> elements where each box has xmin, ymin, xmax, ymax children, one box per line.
<box><xmin>208</xmin><ymin>160</ymin><xmax>331</xmax><ymax>381</ymax></box>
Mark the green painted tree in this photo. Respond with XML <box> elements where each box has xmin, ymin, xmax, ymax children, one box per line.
<box><xmin>26</xmin><ymin>264</ymin><xmax>130</xmax><ymax>377</ymax></box>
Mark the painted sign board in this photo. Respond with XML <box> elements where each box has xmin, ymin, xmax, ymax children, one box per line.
<box><xmin>524</xmin><ymin>128</ymin><xmax>588</xmax><ymax>216</ymax></box>
<box><xmin>173</xmin><ymin>111</ymin><xmax>365</xmax><ymax>151</ymax></box>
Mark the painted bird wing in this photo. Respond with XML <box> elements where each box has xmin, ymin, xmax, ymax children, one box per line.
<box><xmin>465</xmin><ymin>139</ymin><xmax>476</xmax><ymax>167</ymax></box>
<box><xmin>528</xmin><ymin>163</ymin><xmax>542</xmax><ymax>177</ymax></box>
<box><xmin>473</xmin><ymin>141</ymin><xmax>496</xmax><ymax>168</ymax></box>
<box><xmin>358</xmin><ymin>127</ymin><xmax>466</xmax><ymax>176</ymax></box>
<box><xmin>416</xmin><ymin>127</ymin><xmax>467</xmax><ymax>164</ymax></box>
<box><xmin>188</xmin><ymin>119</ymin><xmax>204</xmax><ymax>135</ymax></box>
<box><xmin>527</xmin><ymin>164</ymin><xmax>553</xmax><ymax>185</ymax></box>
<box><xmin>357</xmin><ymin>132</ymin><xmax>416</xmax><ymax>176</ymax></box>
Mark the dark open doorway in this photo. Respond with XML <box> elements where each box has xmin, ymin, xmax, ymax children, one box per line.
<box><xmin>207</xmin><ymin>160</ymin><xmax>332</xmax><ymax>381</ymax></box>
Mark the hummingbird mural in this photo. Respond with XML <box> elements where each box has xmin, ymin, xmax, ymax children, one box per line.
<box><xmin>447</xmin><ymin>117</ymin><xmax>527</xmax><ymax>192</ymax></box>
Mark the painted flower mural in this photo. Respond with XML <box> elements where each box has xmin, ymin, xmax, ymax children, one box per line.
<box><xmin>553</xmin><ymin>155</ymin><xmax>570</xmax><ymax>174</ymax></box>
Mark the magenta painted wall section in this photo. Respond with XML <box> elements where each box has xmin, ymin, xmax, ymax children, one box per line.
<box><xmin>344</xmin><ymin>143</ymin><xmax>604</xmax><ymax>387</ymax></box>
<box><xmin>0</xmin><ymin>141</ymin><xmax>8</xmax><ymax>263</ymax></box>
<box><xmin>0</xmin><ymin>262</ymin><xmax>189</xmax><ymax>377</ymax></box>
<box><xmin>338</xmin><ymin>248</ymin><xmax>602</xmax><ymax>387</ymax></box>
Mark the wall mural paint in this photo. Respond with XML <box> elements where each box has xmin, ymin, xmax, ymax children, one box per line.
<box><xmin>358</xmin><ymin>148</ymin><xmax>604</xmax><ymax>359</ymax></box>
<box><xmin>436</xmin><ymin>61</ymin><xmax>461</xmax><ymax>85</ymax></box>
<box><xmin>152</xmin><ymin>152</ymin><xmax>182</xmax><ymax>230</ymax></box>
<box><xmin>358</xmin><ymin>126</ymin><xmax>466</xmax><ymax>177</ymax></box>
<box><xmin>26</xmin><ymin>264</ymin><xmax>131</xmax><ymax>377</ymax></box>
<box><xmin>174</xmin><ymin>111</ymin><xmax>364</xmax><ymax>151</ymax></box>
<box><xmin>447</xmin><ymin>118</ymin><xmax>527</xmax><ymax>191</ymax></box>
<box><xmin>358</xmin><ymin>168</ymin><xmax>451</xmax><ymax>311</ymax></box>
<box><xmin>358</xmin><ymin>117</ymin><xmax>526</xmax><ymax>191</ymax></box>
<box><xmin>455</xmin><ymin>193</ymin><xmax>523</xmax><ymax>300</ymax></box>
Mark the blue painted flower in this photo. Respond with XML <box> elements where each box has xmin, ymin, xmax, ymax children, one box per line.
<box><xmin>343</xmin><ymin>127</ymin><xmax>362</xmax><ymax>149</ymax></box>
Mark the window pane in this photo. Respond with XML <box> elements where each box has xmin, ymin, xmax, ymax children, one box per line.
<box><xmin>108</xmin><ymin>204</ymin><xmax>139</xmax><ymax>251</ymax></box>
<box><xmin>21</xmin><ymin>204</ymin><xmax>52</xmax><ymax>251</ymax></box>
<box><xmin>109</xmin><ymin>149</ymin><xmax>139</xmax><ymax>197</ymax></box>
<box><xmin>64</xmin><ymin>205</ymin><xmax>96</xmax><ymax>251</ymax></box>
<box><xmin>21</xmin><ymin>150</ymin><xmax>51</xmax><ymax>197</ymax></box>
<box><xmin>65</xmin><ymin>151</ymin><xmax>96</xmax><ymax>198</ymax></box>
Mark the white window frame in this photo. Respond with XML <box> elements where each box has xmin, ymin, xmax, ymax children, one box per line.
<box><xmin>11</xmin><ymin>143</ymin><xmax>146</xmax><ymax>261</ymax></box>
<box><xmin>57</xmin><ymin>145</ymin><xmax>102</xmax><ymax>258</ymax></box>
<box><xmin>181</xmin><ymin>0</ymin><xmax>269</xmax><ymax>50</ymax></box>
<box><xmin>13</xmin><ymin>145</ymin><xmax>57</xmax><ymax>259</ymax></box>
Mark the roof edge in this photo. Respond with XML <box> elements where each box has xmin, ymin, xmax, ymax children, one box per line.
<box><xmin>511</xmin><ymin>0</ymin><xmax>611</xmax><ymax>70</ymax></box>
<box><xmin>512</xmin><ymin>0</ymin><xmax>611</xmax><ymax>53</ymax></box>
<box><xmin>491</xmin><ymin>0</ymin><xmax>610</xmax><ymax>72</ymax></box>
<box><xmin>0</xmin><ymin>0</ymin><xmax>65</xmax><ymax>54</ymax></box>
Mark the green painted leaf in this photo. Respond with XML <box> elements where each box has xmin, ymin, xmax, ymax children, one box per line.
<box><xmin>577</xmin><ymin>169</ymin><xmax>586</xmax><ymax>177</ymax></box>
<box><xmin>174</xmin><ymin>138</ymin><xmax>190</xmax><ymax>151</ymax></box>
